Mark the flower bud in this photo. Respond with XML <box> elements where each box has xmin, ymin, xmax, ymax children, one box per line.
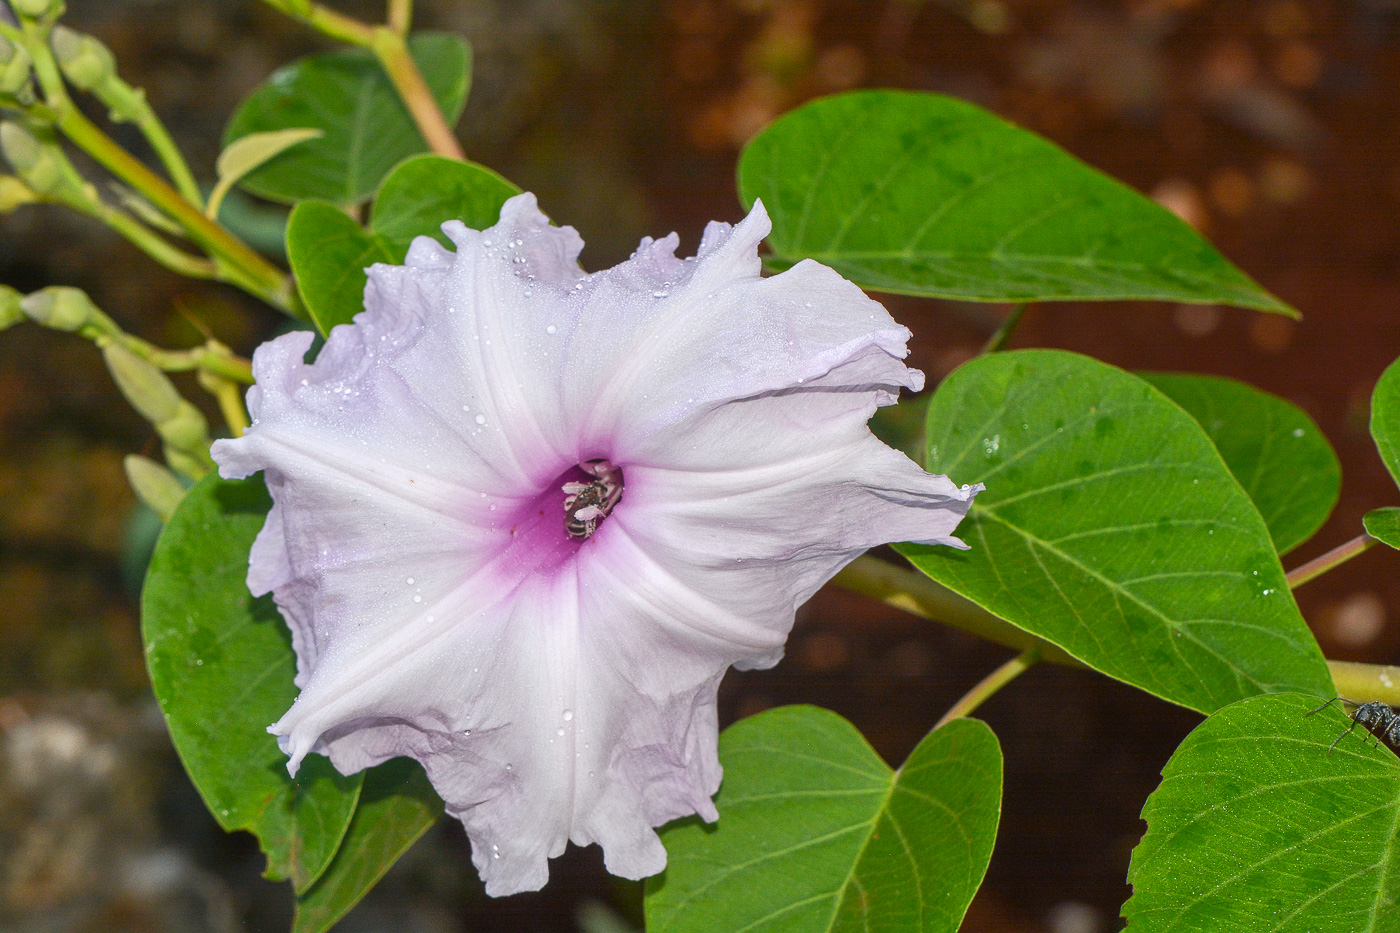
<box><xmin>0</xmin><ymin>285</ymin><xmax>24</xmax><ymax>332</ymax></box>
<box><xmin>163</xmin><ymin>446</ymin><xmax>210</xmax><ymax>482</ymax></box>
<box><xmin>0</xmin><ymin>37</ymin><xmax>33</xmax><ymax>97</ymax></box>
<box><xmin>20</xmin><ymin>285</ymin><xmax>96</xmax><ymax>331</ymax></box>
<box><xmin>155</xmin><ymin>400</ymin><xmax>212</xmax><ymax>452</ymax></box>
<box><xmin>9</xmin><ymin>0</ymin><xmax>62</xmax><ymax>19</ymax></box>
<box><xmin>123</xmin><ymin>454</ymin><xmax>187</xmax><ymax>522</ymax></box>
<box><xmin>50</xmin><ymin>26</ymin><xmax>115</xmax><ymax>92</ymax></box>
<box><xmin>0</xmin><ymin>176</ymin><xmax>35</xmax><ymax>212</ymax></box>
<box><xmin>0</xmin><ymin>122</ymin><xmax>65</xmax><ymax>195</ymax></box>
<box><xmin>102</xmin><ymin>342</ymin><xmax>183</xmax><ymax>424</ymax></box>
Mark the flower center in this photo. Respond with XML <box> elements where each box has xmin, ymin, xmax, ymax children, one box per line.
<box><xmin>562</xmin><ymin>459</ymin><xmax>623</xmax><ymax>539</ymax></box>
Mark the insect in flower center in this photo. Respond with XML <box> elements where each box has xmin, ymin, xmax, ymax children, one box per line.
<box><xmin>562</xmin><ymin>459</ymin><xmax>623</xmax><ymax>539</ymax></box>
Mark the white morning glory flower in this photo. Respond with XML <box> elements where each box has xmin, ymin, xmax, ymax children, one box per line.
<box><xmin>212</xmin><ymin>194</ymin><xmax>979</xmax><ymax>896</ymax></box>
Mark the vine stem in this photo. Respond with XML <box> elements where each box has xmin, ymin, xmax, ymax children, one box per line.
<box><xmin>264</xmin><ymin>1</ymin><xmax>465</xmax><ymax>160</ymax></box>
<box><xmin>370</xmin><ymin>28</ymin><xmax>465</xmax><ymax>160</ymax></box>
<box><xmin>980</xmin><ymin>303</ymin><xmax>1027</xmax><ymax>354</ymax></box>
<box><xmin>832</xmin><ymin>554</ymin><xmax>1400</xmax><ymax>708</ymax></box>
<box><xmin>387</xmin><ymin>0</ymin><xmax>413</xmax><ymax>36</ymax></box>
<box><xmin>1286</xmin><ymin>533</ymin><xmax>1377</xmax><ymax>589</ymax></box>
<box><xmin>936</xmin><ymin>647</ymin><xmax>1039</xmax><ymax>728</ymax></box>
<box><xmin>15</xmin><ymin>16</ymin><xmax>301</xmax><ymax>315</ymax></box>
<box><xmin>55</xmin><ymin>105</ymin><xmax>302</xmax><ymax>312</ymax></box>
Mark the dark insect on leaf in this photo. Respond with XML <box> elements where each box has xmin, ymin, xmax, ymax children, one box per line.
<box><xmin>1309</xmin><ymin>697</ymin><xmax>1400</xmax><ymax>753</ymax></box>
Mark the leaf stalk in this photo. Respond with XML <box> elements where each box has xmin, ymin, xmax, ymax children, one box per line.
<box><xmin>1286</xmin><ymin>533</ymin><xmax>1376</xmax><ymax>589</ymax></box>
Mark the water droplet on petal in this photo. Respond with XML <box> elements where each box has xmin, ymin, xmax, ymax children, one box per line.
<box><xmin>413</xmin><ymin>595</ymin><xmax>422</xmax><ymax>603</ymax></box>
<box><xmin>406</xmin><ymin>577</ymin><xmax>415</xmax><ymax>585</ymax></box>
<box><xmin>546</xmin><ymin>324</ymin><xmax>557</xmax><ymax>335</ymax></box>
<box><xmin>475</xmin><ymin>414</ymin><xmax>487</xmax><ymax>425</ymax></box>
<box><xmin>556</xmin><ymin>727</ymin><xmax>565</xmax><ymax>736</ymax></box>
<box><xmin>562</xmin><ymin>709</ymin><xmax>573</xmax><ymax>721</ymax></box>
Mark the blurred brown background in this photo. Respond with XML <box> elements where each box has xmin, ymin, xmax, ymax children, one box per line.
<box><xmin>2</xmin><ymin>0</ymin><xmax>1399</xmax><ymax>931</ymax></box>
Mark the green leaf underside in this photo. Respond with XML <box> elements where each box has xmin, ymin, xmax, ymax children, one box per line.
<box><xmin>1364</xmin><ymin>508</ymin><xmax>1400</xmax><ymax>550</ymax></box>
<box><xmin>293</xmin><ymin>758</ymin><xmax>442</xmax><ymax>933</ymax></box>
<box><xmin>899</xmin><ymin>351</ymin><xmax>1332</xmax><ymax>714</ymax></box>
<box><xmin>1372</xmin><ymin>358</ymin><xmax>1400</xmax><ymax>492</ymax></box>
<box><xmin>225</xmin><ymin>33</ymin><xmax>471</xmax><ymax>205</ymax></box>
<box><xmin>646</xmin><ymin>706</ymin><xmax>1001</xmax><ymax>933</ymax></box>
<box><xmin>739</xmin><ymin>90</ymin><xmax>1292</xmax><ymax>313</ymax></box>
<box><xmin>1141</xmin><ymin>372</ymin><xmax>1340</xmax><ymax>556</ymax></box>
<box><xmin>288</xmin><ymin>156</ymin><xmax>519</xmax><ymax>336</ymax></box>
<box><xmin>141</xmin><ymin>474</ymin><xmax>362</xmax><ymax>892</ymax></box>
<box><xmin>1124</xmin><ymin>693</ymin><xmax>1400</xmax><ymax>933</ymax></box>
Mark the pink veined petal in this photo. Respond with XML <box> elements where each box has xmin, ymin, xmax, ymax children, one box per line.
<box><xmin>212</xmin><ymin>191</ymin><xmax>980</xmax><ymax>896</ymax></box>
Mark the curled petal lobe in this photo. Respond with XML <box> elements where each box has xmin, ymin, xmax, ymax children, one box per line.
<box><xmin>212</xmin><ymin>193</ymin><xmax>979</xmax><ymax>895</ymax></box>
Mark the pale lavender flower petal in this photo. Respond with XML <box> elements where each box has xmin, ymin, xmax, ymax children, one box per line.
<box><xmin>212</xmin><ymin>193</ymin><xmax>979</xmax><ymax>896</ymax></box>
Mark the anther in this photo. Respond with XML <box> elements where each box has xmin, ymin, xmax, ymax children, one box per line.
<box><xmin>563</xmin><ymin>459</ymin><xmax>623</xmax><ymax>539</ymax></box>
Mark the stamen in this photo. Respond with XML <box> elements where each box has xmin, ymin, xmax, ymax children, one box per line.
<box><xmin>563</xmin><ymin>459</ymin><xmax>623</xmax><ymax>539</ymax></box>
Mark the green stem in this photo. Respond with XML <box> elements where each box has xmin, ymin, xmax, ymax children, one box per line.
<box><xmin>387</xmin><ymin>0</ymin><xmax>413</xmax><ymax>36</ymax></box>
<box><xmin>980</xmin><ymin>303</ymin><xmax>1027</xmax><ymax>354</ymax></box>
<box><xmin>936</xmin><ymin>647</ymin><xmax>1039</xmax><ymax>728</ymax></box>
<box><xmin>1286</xmin><ymin>533</ymin><xmax>1376</xmax><ymax>589</ymax></box>
<box><xmin>263</xmin><ymin>1</ymin><xmax>463</xmax><ymax>160</ymax></box>
<box><xmin>87</xmin><ymin>202</ymin><xmax>218</xmax><ymax>279</ymax></box>
<box><xmin>200</xmin><ymin>370</ymin><xmax>251</xmax><ymax>436</ymax></box>
<box><xmin>53</xmin><ymin>105</ymin><xmax>301</xmax><ymax>314</ymax></box>
<box><xmin>97</xmin><ymin>78</ymin><xmax>204</xmax><ymax>208</ymax></box>
<box><xmin>369</xmin><ymin>27</ymin><xmax>464</xmax><ymax>159</ymax></box>
<box><xmin>831</xmin><ymin>555</ymin><xmax>1082</xmax><ymax>667</ymax></box>
<box><xmin>1329</xmin><ymin>661</ymin><xmax>1400</xmax><ymax>707</ymax></box>
<box><xmin>833</xmin><ymin>552</ymin><xmax>1400</xmax><ymax>709</ymax></box>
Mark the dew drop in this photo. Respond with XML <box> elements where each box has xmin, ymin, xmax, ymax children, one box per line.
<box><xmin>489</xmin><ymin>504</ymin><xmax>497</xmax><ymax>511</ymax></box>
<box><xmin>462</xmin><ymin>728</ymin><xmax>471</xmax><ymax>736</ymax></box>
<box><xmin>556</xmin><ymin>727</ymin><xmax>566</xmax><ymax>736</ymax></box>
<box><xmin>462</xmin><ymin>404</ymin><xmax>470</xmax><ymax>412</ymax></box>
<box><xmin>475</xmin><ymin>413</ymin><xmax>487</xmax><ymax>425</ymax></box>
<box><xmin>546</xmin><ymin>324</ymin><xmax>558</xmax><ymax>335</ymax></box>
<box><xmin>483</xmin><ymin>239</ymin><xmax>493</xmax><ymax>247</ymax></box>
<box><xmin>406</xmin><ymin>577</ymin><xmax>415</xmax><ymax>585</ymax></box>
<box><xmin>505</xmin><ymin>763</ymin><xmax>512</xmax><ymax>770</ymax></box>
<box><xmin>562</xmin><ymin>709</ymin><xmax>573</xmax><ymax>721</ymax></box>
<box><xmin>1292</xmin><ymin>428</ymin><xmax>1305</xmax><ymax>438</ymax></box>
<box><xmin>413</xmin><ymin>595</ymin><xmax>422</xmax><ymax>603</ymax></box>
<box><xmin>523</xmin><ymin>290</ymin><xmax>533</xmax><ymax>298</ymax></box>
<box><xmin>653</xmin><ymin>290</ymin><xmax>669</xmax><ymax>299</ymax></box>
<box><xmin>588</xmin><ymin>770</ymin><xmax>595</xmax><ymax>778</ymax></box>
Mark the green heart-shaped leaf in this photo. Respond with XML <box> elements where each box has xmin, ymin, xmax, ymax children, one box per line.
<box><xmin>224</xmin><ymin>33</ymin><xmax>471</xmax><ymax>205</ymax></box>
<box><xmin>293</xmin><ymin>758</ymin><xmax>442</xmax><ymax>933</ymax></box>
<box><xmin>1124</xmin><ymin>692</ymin><xmax>1400</xmax><ymax>932</ymax></box>
<box><xmin>1372</xmin><ymin>357</ymin><xmax>1400</xmax><ymax>492</ymax></box>
<box><xmin>740</xmin><ymin>91</ymin><xmax>1292</xmax><ymax>313</ymax></box>
<box><xmin>1364</xmin><ymin>507</ymin><xmax>1400</xmax><ymax>550</ymax></box>
<box><xmin>1140</xmin><ymin>372</ymin><xmax>1339</xmax><ymax>555</ymax></box>
<box><xmin>899</xmin><ymin>350</ymin><xmax>1332</xmax><ymax>714</ymax></box>
<box><xmin>141</xmin><ymin>473</ymin><xmax>362</xmax><ymax>891</ymax></box>
<box><xmin>288</xmin><ymin>156</ymin><xmax>519</xmax><ymax>335</ymax></box>
<box><xmin>371</xmin><ymin>153</ymin><xmax>520</xmax><ymax>255</ymax></box>
<box><xmin>287</xmin><ymin>201</ymin><xmax>396</xmax><ymax>336</ymax></box>
<box><xmin>646</xmin><ymin>706</ymin><xmax>1002</xmax><ymax>933</ymax></box>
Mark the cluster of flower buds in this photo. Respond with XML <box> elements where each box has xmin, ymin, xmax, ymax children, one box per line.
<box><xmin>18</xmin><ymin>286</ymin><xmax>213</xmax><ymax>486</ymax></box>
<box><xmin>49</xmin><ymin>26</ymin><xmax>115</xmax><ymax>93</ymax></box>
<box><xmin>0</xmin><ymin>121</ymin><xmax>92</xmax><ymax>206</ymax></box>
